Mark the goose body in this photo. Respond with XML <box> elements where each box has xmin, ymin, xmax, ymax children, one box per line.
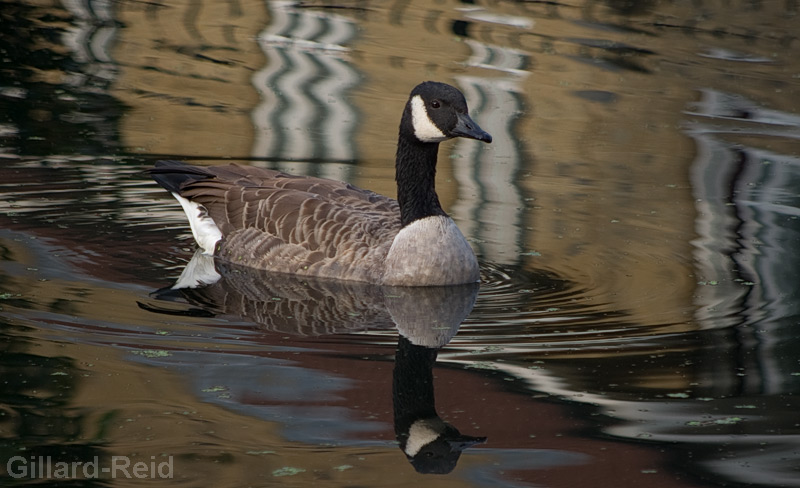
<box><xmin>151</xmin><ymin>81</ymin><xmax>492</xmax><ymax>286</ymax></box>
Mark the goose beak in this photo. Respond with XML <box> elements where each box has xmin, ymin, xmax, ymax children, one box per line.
<box><xmin>452</xmin><ymin>113</ymin><xmax>492</xmax><ymax>143</ymax></box>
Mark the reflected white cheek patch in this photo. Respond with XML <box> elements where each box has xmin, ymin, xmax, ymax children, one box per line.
<box><xmin>410</xmin><ymin>95</ymin><xmax>448</xmax><ymax>142</ymax></box>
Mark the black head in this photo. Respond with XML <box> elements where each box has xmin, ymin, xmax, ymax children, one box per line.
<box><xmin>403</xmin><ymin>420</ymin><xmax>487</xmax><ymax>475</ymax></box>
<box><xmin>402</xmin><ymin>81</ymin><xmax>492</xmax><ymax>144</ymax></box>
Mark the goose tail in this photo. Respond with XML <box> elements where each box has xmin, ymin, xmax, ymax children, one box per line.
<box><xmin>150</xmin><ymin>160</ymin><xmax>214</xmax><ymax>193</ymax></box>
<box><xmin>150</xmin><ymin>160</ymin><xmax>223</xmax><ymax>255</ymax></box>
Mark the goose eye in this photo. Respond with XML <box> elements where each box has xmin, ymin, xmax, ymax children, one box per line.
<box><xmin>430</xmin><ymin>100</ymin><xmax>441</xmax><ymax>109</ymax></box>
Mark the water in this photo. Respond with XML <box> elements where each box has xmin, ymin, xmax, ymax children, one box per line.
<box><xmin>1</xmin><ymin>1</ymin><xmax>799</xmax><ymax>486</ymax></box>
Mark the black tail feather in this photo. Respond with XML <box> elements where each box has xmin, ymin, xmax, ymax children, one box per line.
<box><xmin>149</xmin><ymin>160</ymin><xmax>215</xmax><ymax>194</ymax></box>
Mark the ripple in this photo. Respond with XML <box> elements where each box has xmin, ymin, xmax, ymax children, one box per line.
<box><xmin>441</xmin><ymin>261</ymin><xmax>688</xmax><ymax>356</ymax></box>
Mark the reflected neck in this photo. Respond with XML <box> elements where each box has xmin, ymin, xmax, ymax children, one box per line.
<box><xmin>393</xmin><ymin>335</ymin><xmax>438</xmax><ymax>436</ymax></box>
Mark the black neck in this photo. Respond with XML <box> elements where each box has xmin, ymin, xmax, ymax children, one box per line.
<box><xmin>395</xmin><ymin>134</ymin><xmax>447</xmax><ymax>227</ymax></box>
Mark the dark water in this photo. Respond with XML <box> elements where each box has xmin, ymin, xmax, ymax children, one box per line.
<box><xmin>1</xmin><ymin>1</ymin><xmax>800</xmax><ymax>487</ymax></box>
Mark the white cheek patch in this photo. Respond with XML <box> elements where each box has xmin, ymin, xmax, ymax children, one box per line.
<box><xmin>410</xmin><ymin>95</ymin><xmax>448</xmax><ymax>143</ymax></box>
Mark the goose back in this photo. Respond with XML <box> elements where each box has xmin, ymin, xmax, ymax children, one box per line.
<box><xmin>153</xmin><ymin>161</ymin><xmax>402</xmax><ymax>283</ymax></box>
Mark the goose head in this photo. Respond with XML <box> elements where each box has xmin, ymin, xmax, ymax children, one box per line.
<box><xmin>401</xmin><ymin>81</ymin><xmax>492</xmax><ymax>144</ymax></box>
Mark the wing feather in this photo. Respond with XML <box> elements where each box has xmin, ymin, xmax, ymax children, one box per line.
<box><xmin>172</xmin><ymin>164</ymin><xmax>401</xmax><ymax>282</ymax></box>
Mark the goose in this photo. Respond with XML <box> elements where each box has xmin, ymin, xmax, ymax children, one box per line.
<box><xmin>150</xmin><ymin>81</ymin><xmax>492</xmax><ymax>286</ymax></box>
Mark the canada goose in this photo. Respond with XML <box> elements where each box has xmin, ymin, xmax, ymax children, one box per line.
<box><xmin>150</xmin><ymin>81</ymin><xmax>492</xmax><ymax>286</ymax></box>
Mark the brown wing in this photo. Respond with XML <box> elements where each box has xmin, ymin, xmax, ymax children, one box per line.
<box><xmin>177</xmin><ymin>164</ymin><xmax>401</xmax><ymax>283</ymax></box>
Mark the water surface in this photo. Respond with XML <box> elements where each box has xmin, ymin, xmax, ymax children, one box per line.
<box><xmin>1</xmin><ymin>1</ymin><xmax>799</xmax><ymax>487</ymax></box>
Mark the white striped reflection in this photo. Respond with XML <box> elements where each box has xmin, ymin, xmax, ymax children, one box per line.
<box><xmin>252</xmin><ymin>1</ymin><xmax>359</xmax><ymax>181</ymax></box>
<box><xmin>453</xmin><ymin>38</ymin><xmax>530</xmax><ymax>265</ymax></box>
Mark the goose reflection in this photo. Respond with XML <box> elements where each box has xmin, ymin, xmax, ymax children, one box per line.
<box><xmin>393</xmin><ymin>335</ymin><xmax>486</xmax><ymax>474</ymax></box>
<box><xmin>144</xmin><ymin>251</ymin><xmax>486</xmax><ymax>472</ymax></box>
